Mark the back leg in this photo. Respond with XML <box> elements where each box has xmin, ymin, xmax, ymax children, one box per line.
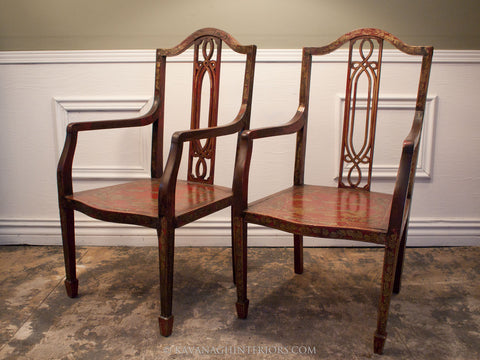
<box><xmin>374</xmin><ymin>239</ymin><xmax>401</xmax><ymax>354</ymax></box>
<box><xmin>393</xmin><ymin>222</ymin><xmax>408</xmax><ymax>294</ymax></box>
<box><xmin>294</xmin><ymin>234</ymin><xmax>304</xmax><ymax>274</ymax></box>
<box><xmin>231</xmin><ymin>207</ymin><xmax>237</xmax><ymax>284</ymax></box>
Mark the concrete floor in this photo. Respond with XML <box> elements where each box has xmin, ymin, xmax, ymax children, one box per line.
<box><xmin>0</xmin><ymin>245</ymin><xmax>479</xmax><ymax>359</ymax></box>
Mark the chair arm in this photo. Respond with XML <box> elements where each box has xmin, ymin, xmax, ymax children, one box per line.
<box><xmin>171</xmin><ymin>118</ymin><xmax>243</xmax><ymax>143</ymax></box>
<box><xmin>66</xmin><ymin>104</ymin><xmax>158</xmax><ymax>134</ymax></box>
<box><xmin>170</xmin><ymin>105</ymin><xmax>248</xmax><ymax>144</ymax></box>
<box><xmin>57</xmin><ymin>130</ymin><xmax>78</xmax><ymax>198</ymax></box>
<box><xmin>241</xmin><ymin>106</ymin><xmax>306</xmax><ymax>141</ymax></box>
<box><xmin>57</xmin><ymin>104</ymin><xmax>159</xmax><ymax>199</ymax></box>
<box><xmin>388</xmin><ymin>111</ymin><xmax>424</xmax><ymax>236</ymax></box>
<box><xmin>232</xmin><ymin>107</ymin><xmax>307</xmax><ymax>213</ymax></box>
<box><xmin>157</xmin><ymin>108</ymin><xmax>249</xmax><ymax>217</ymax></box>
<box><xmin>403</xmin><ymin>111</ymin><xmax>423</xmax><ymax>149</ymax></box>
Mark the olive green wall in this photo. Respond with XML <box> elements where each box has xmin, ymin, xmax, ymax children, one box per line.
<box><xmin>1</xmin><ymin>0</ymin><xmax>479</xmax><ymax>50</ymax></box>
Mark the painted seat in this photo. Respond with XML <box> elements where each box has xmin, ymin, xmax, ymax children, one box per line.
<box><xmin>66</xmin><ymin>179</ymin><xmax>232</xmax><ymax>228</ymax></box>
<box><xmin>245</xmin><ymin>185</ymin><xmax>392</xmax><ymax>239</ymax></box>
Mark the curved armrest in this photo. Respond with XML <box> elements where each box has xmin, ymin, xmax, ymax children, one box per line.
<box><xmin>388</xmin><ymin>111</ymin><xmax>424</xmax><ymax>235</ymax></box>
<box><xmin>232</xmin><ymin>107</ymin><xmax>307</xmax><ymax>213</ymax></box>
<box><xmin>57</xmin><ymin>102</ymin><xmax>159</xmax><ymax>199</ymax></box>
<box><xmin>403</xmin><ymin>111</ymin><xmax>423</xmax><ymax>148</ymax></box>
<box><xmin>171</xmin><ymin>105</ymin><xmax>248</xmax><ymax>144</ymax></box>
<box><xmin>66</xmin><ymin>102</ymin><xmax>159</xmax><ymax>134</ymax></box>
<box><xmin>57</xmin><ymin>131</ymin><xmax>78</xmax><ymax>198</ymax></box>
<box><xmin>241</xmin><ymin>106</ymin><xmax>306</xmax><ymax>141</ymax></box>
<box><xmin>157</xmin><ymin>107</ymin><xmax>250</xmax><ymax>217</ymax></box>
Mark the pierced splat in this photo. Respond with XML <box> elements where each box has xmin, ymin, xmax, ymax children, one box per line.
<box><xmin>187</xmin><ymin>36</ymin><xmax>222</xmax><ymax>184</ymax></box>
<box><xmin>339</xmin><ymin>37</ymin><xmax>384</xmax><ymax>190</ymax></box>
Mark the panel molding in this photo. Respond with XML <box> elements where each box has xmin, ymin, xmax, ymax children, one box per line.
<box><xmin>54</xmin><ymin>96</ymin><xmax>152</xmax><ymax>180</ymax></box>
<box><xmin>334</xmin><ymin>95</ymin><xmax>437</xmax><ymax>180</ymax></box>
<box><xmin>1</xmin><ymin>49</ymin><xmax>480</xmax><ymax>65</ymax></box>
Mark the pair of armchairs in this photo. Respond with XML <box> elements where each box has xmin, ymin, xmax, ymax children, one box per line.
<box><xmin>57</xmin><ymin>28</ymin><xmax>433</xmax><ymax>354</ymax></box>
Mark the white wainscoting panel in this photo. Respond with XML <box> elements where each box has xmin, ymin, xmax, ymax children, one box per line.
<box><xmin>54</xmin><ymin>97</ymin><xmax>152</xmax><ymax>179</ymax></box>
<box><xmin>334</xmin><ymin>95</ymin><xmax>437</xmax><ymax>180</ymax></box>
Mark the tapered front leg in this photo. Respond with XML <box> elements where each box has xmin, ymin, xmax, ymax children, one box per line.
<box><xmin>294</xmin><ymin>234</ymin><xmax>304</xmax><ymax>274</ymax></box>
<box><xmin>233</xmin><ymin>216</ymin><xmax>249</xmax><ymax>319</ymax></box>
<box><xmin>157</xmin><ymin>218</ymin><xmax>175</xmax><ymax>337</ymax></box>
<box><xmin>60</xmin><ymin>206</ymin><xmax>78</xmax><ymax>298</ymax></box>
<box><xmin>374</xmin><ymin>238</ymin><xmax>400</xmax><ymax>354</ymax></box>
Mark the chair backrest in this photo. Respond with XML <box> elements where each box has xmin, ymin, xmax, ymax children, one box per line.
<box><xmin>301</xmin><ymin>29</ymin><xmax>433</xmax><ymax>191</ymax></box>
<box><xmin>151</xmin><ymin>28</ymin><xmax>256</xmax><ymax>183</ymax></box>
<box><xmin>188</xmin><ymin>36</ymin><xmax>223</xmax><ymax>184</ymax></box>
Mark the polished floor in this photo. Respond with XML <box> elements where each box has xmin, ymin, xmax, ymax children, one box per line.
<box><xmin>0</xmin><ymin>245</ymin><xmax>479</xmax><ymax>359</ymax></box>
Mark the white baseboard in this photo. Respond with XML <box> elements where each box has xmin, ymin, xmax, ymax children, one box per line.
<box><xmin>0</xmin><ymin>217</ymin><xmax>478</xmax><ymax>247</ymax></box>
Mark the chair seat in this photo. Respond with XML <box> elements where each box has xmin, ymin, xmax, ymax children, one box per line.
<box><xmin>66</xmin><ymin>179</ymin><xmax>233</xmax><ymax>228</ymax></box>
<box><xmin>244</xmin><ymin>185</ymin><xmax>392</xmax><ymax>243</ymax></box>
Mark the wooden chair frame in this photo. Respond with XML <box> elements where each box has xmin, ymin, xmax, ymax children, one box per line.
<box><xmin>232</xmin><ymin>28</ymin><xmax>433</xmax><ymax>354</ymax></box>
<box><xmin>57</xmin><ymin>28</ymin><xmax>256</xmax><ymax>337</ymax></box>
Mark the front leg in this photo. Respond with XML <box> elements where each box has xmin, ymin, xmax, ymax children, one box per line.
<box><xmin>233</xmin><ymin>216</ymin><xmax>249</xmax><ymax>318</ymax></box>
<box><xmin>60</xmin><ymin>206</ymin><xmax>78</xmax><ymax>298</ymax></box>
<box><xmin>157</xmin><ymin>218</ymin><xmax>175</xmax><ymax>336</ymax></box>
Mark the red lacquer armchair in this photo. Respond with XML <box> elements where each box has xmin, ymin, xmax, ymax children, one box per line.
<box><xmin>57</xmin><ymin>28</ymin><xmax>256</xmax><ymax>336</ymax></box>
<box><xmin>232</xmin><ymin>28</ymin><xmax>433</xmax><ymax>354</ymax></box>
